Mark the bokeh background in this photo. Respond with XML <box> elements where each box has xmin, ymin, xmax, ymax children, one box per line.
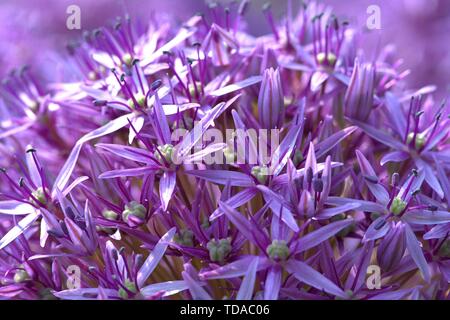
<box><xmin>1</xmin><ymin>0</ymin><xmax>449</xmax><ymax>97</ymax></box>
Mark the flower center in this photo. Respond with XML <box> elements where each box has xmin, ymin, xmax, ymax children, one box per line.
<box><xmin>118</xmin><ymin>279</ymin><xmax>138</xmax><ymax>299</ymax></box>
<box><xmin>316</xmin><ymin>52</ymin><xmax>337</xmax><ymax>67</ymax></box>
<box><xmin>390</xmin><ymin>197</ymin><xmax>407</xmax><ymax>215</ymax></box>
<box><xmin>127</xmin><ymin>92</ymin><xmax>146</xmax><ymax>109</ymax></box>
<box><xmin>174</xmin><ymin>229</ymin><xmax>194</xmax><ymax>247</ymax></box>
<box><xmin>122</xmin><ymin>53</ymin><xmax>133</xmax><ymax>67</ymax></box>
<box><xmin>266</xmin><ymin>240</ymin><xmax>290</xmax><ymax>261</ymax></box>
<box><xmin>155</xmin><ymin>144</ymin><xmax>174</xmax><ymax>164</ymax></box>
<box><xmin>30</xmin><ymin>187</ymin><xmax>48</xmax><ymax>206</ymax></box>
<box><xmin>251</xmin><ymin>165</ymin><xmax>269</xmax><ymax>184</ymax></box>
<box><xmin>14</xmin><ymin>269</ymin><xmax>29</xmax><ymax>283</ymax></box>
<box><xmin>438</xmin><ymin>240</ymin><xmax>450</xmax><ymax>258</ymax></box>
<box><xmin>223</xmin><ymin>147</ymin><xmax>235</xmax><ymax>164</ymax></box>
<box><xmin>406</xmin><ymin>132</ymin><xmax>426</xmax><ymax>150</ymax></box>
<box><xmin>207</xmin><ymin>238</ymin><xmax>232</xmax><ymax>263</ymax></box>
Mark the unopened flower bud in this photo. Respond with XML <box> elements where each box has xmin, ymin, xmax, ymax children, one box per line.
<box><xmin>122</xmin><ymin>201</ymin><xmax>146</xmax><ymax>227</ymax></box>
<box><xmin>258</xmin><ymin>68</ymin><xmax>284</xmax><ymax>129</ymax></box>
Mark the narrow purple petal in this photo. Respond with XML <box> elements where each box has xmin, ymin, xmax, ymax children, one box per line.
<box><xmin>403</xmin><ymin>210</ymin><xmax>450</xmax><ymax>225</ymax></box>
<box><xmin>96</xmin><ymin>143</ymin><xmax>155</xmax><ymax>164</ymax></box>
<box><xmin>285</xmin><ymin>260</ymin><xmax>346</xmax><ymax>298</ymax></box>
<box><xmin>363</xmin><ymin>217</ymin><xmax>390</xmax><ymax>242</ymax></box>
<box><xmin>0</xmin><ymin>201</ymin><xmax>35</xmax><ymax>215</ymax></box>
<box><xmin>236</xmin><ymin>257</ymin><xmax>259</xmax><ymax>300</ymax></box>
<box><xmin>0</xmin><ymin>211</ymin><xmax>40</xmax><ymax>250</ymax></box>
<box><xmin>209</xmin><ymin>76</ymin><xmax>262</xmax><ymax>97</ymax></box>
<box><xmin>186</xmin><ymin>170</ymin><xmax>255</xmax><ymax>187</ymax></box>
<box><xmin>356</xmin><ymin>150</ymin><xmax>390</xmax><ymax>205</ymax></box>
<box><xmin>264</xmin><ymin>266</ymin><xmax>282</xmax><ymax>300</ymax></box>
<box><xmin>99</xmin><ymin>166</ymin><xmax>159</xmax><ymax>179</ymax></box>
<box><xmin>160</xmin><ymin>171</ymin><xmax>176</xmax><ymax>211</ymax></box>
<box><xmin>380</xmin><ymin>151</ymin><xmax>409</xmax><ymax>166</ymax></box>
<box><xmin>140</xmin><ymin>280</ymin><xmax>189</xmax><ymax>298</ymax></box>
<box><xmin>137</xmin><ymin>227</ymin><xmax>176</xmax><ymax>288</ymax></box>
<box><xmin>351</xmin><ymin>119</ymin><xmax>406</xmax><ymax>151</ymax></box>
<box><xmin>210</xmin><ymin>188</ymin><xmax>258</xmax><ymax>220</ymax></box>
<box><xmin>257</xmin><ymin>185</ymin><xmax>299</xmax><ymax>232</ymax></box>
<box><xmin>404</xmin><ymin>224</ymin><xmax>430</xmax><ymax>282</ymax></box>
<box><xmin>182</xmin><ymin>271</ymin><xmax>212</xmax><ymax>300</ymax></box>
<box><xmin>295</xmin><ymin>219</ymin><xmax>355</xmax><ymax>252</ymax></box>
<box><xmin>315</xmin><ymin>126</ymin><xmax>357</xmax><ymax>159</ymax></box>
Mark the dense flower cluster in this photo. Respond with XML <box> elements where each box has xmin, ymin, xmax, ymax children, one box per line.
<box><xmin>0</xmin><ymin>1</ymin><xmax>449</xmax><ymax>300</ymax></box>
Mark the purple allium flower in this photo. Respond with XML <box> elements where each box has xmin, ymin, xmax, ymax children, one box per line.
<box><xmin>0</xmin><ymin>0</ymin><xmax>449</xmax><ymax>300</ymax></box>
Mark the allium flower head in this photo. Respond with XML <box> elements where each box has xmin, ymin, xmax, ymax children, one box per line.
<box><xmin>0</xmin><ymin>0</ymin><xmax>449</xmax><ymax>301</ymax></box>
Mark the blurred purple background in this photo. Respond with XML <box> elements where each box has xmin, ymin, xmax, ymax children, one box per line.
<box><xmin>1</xmin><ymin>0</ymin><xmax>449</xmax><ymax>97</ymax></box>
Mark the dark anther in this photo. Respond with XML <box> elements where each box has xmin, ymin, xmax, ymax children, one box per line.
<box><xmin>112</xmin><ymin>249</ymin><xmax>119</xmax><ymax>261</ymax></box>
<box><xmin>306</xmin><ymin>167</ymin><xmax>313</xmax><ymax>185</ymax></box>
<box><xmin>313</xmin><ymin>178</ymin><xmax>324</xmax><ymax>193</ymax></box>
<box><xmin>151</xmin><ymin>79</ymin><xmax>162</xmax><ymax>91</ymax></box>
<box><xmin>75</xmin><ymin>219</ymin><xmax>87</xmax><ymax>230</ymax></box>
<box><xmin>94</xmin><ymin>100</ymin><xmax>108</xmax><ymax>107</ymax></box>
<box><xmin>262</xmin><ymin>2</ymin><xmax>271</xmax><ymax>11</ymax></box>
<box><xmin>114</xmin><ymin>21</ymin><xmax>122</xmax><ymax>30</ymax></box>
<box><xmin>60</xmin><ymin>221</ymin><xmax>69</xmax><ymax>235</ymax></box>
<box><xmin>415</xmin><ymin>110</ymin><xmax>424</xmax><ymax>118</ymax></box>
<box><xmin>65</xmin><ymin>207</ymin><xmax>75</xmax><ymax>220</ymax></box>
<box><xmin>82</xmin><ymin>31</ymin><xmax>91</xmax><ymax>42</ymax></box>
<box><xmin>93</xmin><ymin>29</ymin><xmax>102</xmax><ymax>37</ymax></box>
<box><xmin>364</xmin><ymin>175</ymin><xmax>379</xmax><ymax>184</ymax></box>
<box><xmin>374</xmin><ymin>218</ymin><xmax>387</xmax><ymax>230</ymax></box>
<box><xmin>391</xmin><ymin>173</ymin><xmax>399</xmax><ymax>186</ymax></box>
<box><xmin>47</xmin><ymin>229</ymin><xmax>65</xmax><ymax>238</ymax></box>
